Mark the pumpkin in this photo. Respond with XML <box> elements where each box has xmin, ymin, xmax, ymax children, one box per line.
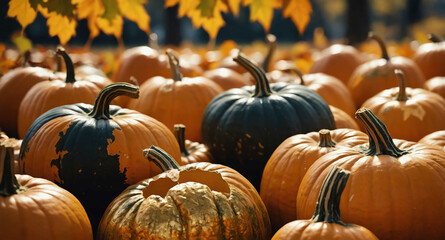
<box><xmin>419</xmin><ymin>130</ymin><xmax>445</xmax><ymax>151</ymax></box>
<box><xmin>201</xmin><ymin>52</ymin><xmax>335</xmax><ymax>189</ymax></box>
<box><xmin>0</xmin><ymin>130</ymin><xmax>22</xmax><ymax>173</ymax></box>
<box><xmin>272</xmin><ymin>166</ymin><xmax>378</xmax><ymax>240</ymax></box>
<box><xmin>260</xmin><ymin>128</ymin><xmax>367</xmax><ymax>231</ymax></box>
<box><xmin>19</xmin><ymin>82</ymin><xmax>182</xmax><ymax>231</ymax></box>
<box><xmin>0</xmin><ymin>55</ymin><xmax>56</xmax><ymax>138</ymax></box>
<box><xmin>128</xmin><ymin>49</ymin><xmax>223</xmax><ymax>142</ymax></box>
<box><xmin>297</xmin><ymin>108</ymin><xmax>445</xmax><ymax>240</ymax></box>
<box><xmin>0</xmin><ymin>144</ymin><xmax>93</xmax><ymax>240</ymax></box>
<box><xmin>361</xmin><ymin>69</ymin><xmax>445</xmax><ymax>141</ymax></box>
<box><xmin>174</xmin><ymin>124</ymin><xmax>213</xmax><ymax>164</ymax></box>
<box><xmin>203</xmin><ymin>67</ymin><xmax>251</xmax><ymax>90</ymax></box>
<box><xmin>413</xmin><ymin>33</ymin><xmax>445</xmax><ymax>79</ymax></box>
<box><xmin>330</xmin><ymin>105</ymin><xmax>360</xmax><ymax>130</ymax></box>
<box><xmin>348</xmin><ymin>33</ymin><xmax>425</xmax><ymax>107</ymax></box>
<box><xmin>424</xmin><ymin>76</ymin><xmax>445</xmax><ymax>99</ymax></box>
<box><xmin>310</xmin><ymin>44</ymin><xmax>365</xmax><ymax>85</ymax></box>
<box><xmin>17</xmin><ymin>47</ymin><xmax>114</xmax><ymax>138</ymax></box>
<box><xmin>97</xmin><ymin>145</ymin><xmax>271</xmax><ymax>240</ymax></box>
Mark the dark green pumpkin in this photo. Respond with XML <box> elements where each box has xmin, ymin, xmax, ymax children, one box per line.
<box><xmin>201</xmin><ymin>53</ymin><xmax>335</xmax><ymax>189</ymax></box>
<box><xmin>19</xmin><ymin>83</ymin><xmax>181</xmax><ymax>232</ymax></box>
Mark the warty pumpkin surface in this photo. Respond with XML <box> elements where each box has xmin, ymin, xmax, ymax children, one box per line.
<box><xmin>201</xmin><ymin>52</ymin><xmax>335</xmax><ymax>190</ymax></box>
<box><xmin>260</xmin><ymin>128</ymin><xmax>367</xmax><ymax>231</ymax></box>
<box><xmin>19</xmin><ymin>82</ymin><xmax>182</xmax><ymax>232</ymax></box>
<box><xmin>0</xmin><ymin>144</ymin><xmax>93</xmax><ymax>240</ymax></box>
<box><xmin>97</xmin><ymin>146</ymin><xmax>271</xmax><ymax>240</ymax></box>
<box><xmin>297</xmin><ymin>108</ymin><xmax>445</xmax><ymax>240</ymax></box>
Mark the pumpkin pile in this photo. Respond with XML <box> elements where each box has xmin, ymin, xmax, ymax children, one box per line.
<box><xmin>1</xmin><ymin>31</ymin><xmax>445</xmax><ymax>239</ymax></box>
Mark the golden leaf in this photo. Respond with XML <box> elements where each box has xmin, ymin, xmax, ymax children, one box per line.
<box><xmin>74</xmin><ymin>0</ymin><xmax>103</xmax><ymax>38</ymax></box>
<box><xmin>7</xmin><ymin>0</ymin><xmax>37</xmax><ymax>29</ymax></box>
<box><xmin>12</xmin><ymin>35</ymin><xmax>33</xmax><ymax>53</ymax></box>
<box><xmin>46</xmin><ymin>12</ymin><xmax>77</xmax><ymax>45</ymax></box>
<box><xmin>118</xmin><ymin>0</ymin><xmax>150</xmax><ymax>33</ymax></box>
<box><xmin>96</xmin><ymin>15</ymin><xmax>124</xmax><ymax>38</ymax></box>
<box><xmin>246</xmin><ymin>0</ymin><xmax>275</xmax><ymax>32</ymax></box>
<box><xmin>227</xmin><ymin>0</ymin><xmax>242</xmax><ymax>15</ymax></box>
<box><xmin>188</xmin><ymin>0</ymin><xmax>228</xmax><ymax>39</ymax></box>
<box><xmin>283</xmin><ymin>0</ymin><xmax>312</xmax><ymax>34</ymax></box>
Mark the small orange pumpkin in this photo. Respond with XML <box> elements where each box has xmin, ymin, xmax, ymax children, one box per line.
<box><xmin>413</xmin><ymin>33</ymin><xmax>445</xmax><ymax>79</ymax></box>
<box><xmin>203</xmin><ymin>67</ymin><xmax>251</xmax><ymax>90</ymax></box>
<box><xmin>330</xmin><ymin>105</ymin><xmax>360</xmax><ymax>130</ymax></box>
<box><xmin>174</xmin><ymin>124</ymin><xmax>213</xmax><ymax>164</ymax></box>
<box><xmin>424</xmin><ymin>76</ymin><xmax>445</xmax><ymax>99</ymax></box>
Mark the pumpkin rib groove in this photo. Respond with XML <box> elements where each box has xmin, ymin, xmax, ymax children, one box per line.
<box><xmin>168</xmin><ymin>193</ymin><xmax>189</xmax><ymax>238</ymax></box>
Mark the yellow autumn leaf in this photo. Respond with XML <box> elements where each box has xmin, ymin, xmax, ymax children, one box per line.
<box><xmin>7</xmin><ymin>0</ymin><xmax>37</xmax><ymax>29</ymax></box>
<box><xmin>118</xmin><ymin>0</ymin><xmax>150</xmax><ymax>33</ymax></box>
<box><xmin>74</xmin><ymin>0</ymin><xmax>104</xmax><ymax>38</ymax></box>
<box><xmin>283</xmin><ymin>0</ymin><xmax>312</xmax><ymax>34</ymax></box>
<box><xmin>227</xmin><ymin>0</ymin><xmax>242</xmax><ymax>15</ymax></box>
<box><xmin>244</xmin><ymin>0</ymin><xmax>279</xmax><ymax>32</ymax></box>
<box><xmin>12</xmin><ymin>35</ymin><xmax>33</xmax><ymax>53</ymax></box>
<box><xmin>96</xmin><ymin>15</ymin><xmax>124</xmax><ymax>38</ymax></box>
<box><xmin>165</xmin><ymin>0</ymin><xmax>180</xmax><ymax>8</ymax></box>
<box><xmin>45</xmin><ymin>12</ymin><xmax>77</xmax><ymax>45</ymax></box>
<box><xmin>188</xmin><ymin>0</ymin><xmax>228</xmax><ymax>39</ymax></box>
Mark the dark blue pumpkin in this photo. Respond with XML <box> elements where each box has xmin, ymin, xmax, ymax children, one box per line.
<box><xmin>201</xmin><ymin>53</ymin><xmax>335</xmax><ymax>189</ymax></box>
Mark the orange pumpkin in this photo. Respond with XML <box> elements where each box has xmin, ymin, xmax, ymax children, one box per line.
<box><xmin>361</xmin><ymin>69</ymin><xmax>445</xmax><ymax>141</ymax></box>
<box><xmin>310</xmin><ymin>44</ymin><xmax>365</xmax><ymax>85</ymax></box>
<box><xmin>0</xmin><ymin>144</ymin><xmax>93</xmax><ymax>240</ymax></box>
<box><xmin>413</xmin><ymin>33</ymin><xmax>445</xmax><ymax>79</ymax></box>
<box><xmin>128</xmin><ymin>49</ymin><xmax>223</xmax><ymax>142</ymax></box>
<box><xmin>272</xmin><ymin>166</ymin><xmax>378</xmax><ymax>240</ymax></box>
<box><xmin>424</xmin><ymin>76</ymin><xmax>445</xmax><ymax>99</ymax></box>
<box><xmin>17</xmin><ymin>47</ymin><xmax>114</xmax><ymax>138</ymax></box>
<box><xmin>260</xmin><ymin>128</ymin><xmax>367</xmax><ymax>231</ymax></box>
<box><xmin>330</xmin><ymin>105</ymin><xmax>360</xmax><ymax>130</ymax></box>
<box><xmin>174</xmin><ymin>124</ymin><xmax>213</xmax><ymax>164</ymax></box>
<box><xmin>297</xmin><ymin>108</ymin><xmax>445</xmax><ymax>240</ymax></box>
<box><xmin>203</xmin><ymin>67</ymin><xmax>251</xmax><ymax>90</ymax></box>
<box><xmin>348</xmin><ymin>33</ymin><xmax>425</xmax><ymax>107</ymax></box>
<box><xmin>419</xmin><ymin>130</ymin><xmax>445</xmax><ymax>151</ymax></box>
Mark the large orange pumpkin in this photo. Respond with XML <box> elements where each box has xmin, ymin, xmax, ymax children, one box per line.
<box><xmin>128</xmin><ymin>49</ymin><xmax>223</xmax><ymax>142</ymax></box>
<box><xmin>203</xmin><ymin>67</ymin><xmax>251</xmax><ymax>90</ymax></box>
<box><xmin>413</xmin><ymin>33</ymin><xmax>445</xmax><ymax>79</ymax></box>
<box><xmin>297</xmin><ymin>108</ymin><xmax>445</xmax><ymax>240</ymax></box>
<box><xmin>0</xmin><ymin>144</ymin><xmax>93</xmax><ymax>240</ymax></box>
<box><xmin>272</xmin><ymin>166</ymin><xmax>378</xmax><ymax>240</ymax></box>
<box><xmin>348</xmin><ymin>33</ymin><xmax>425</xmax><ymax>107</ymax></box>
<box><xmin>361</xmin><ymin>69</ymin><xmax>445</xmax><ymax>141</ymax></box>
<box><xmin>260</xmin><ymin>128</ymin><xmax>367</xmax><ymax>231</ymax></box>
<box><xmin>419</xmin><ymin>130</ymin><xmax>445</xmax><ymax>151</ymax></box>
<box><xmin>424</xmin><ymin>76</ymin><xmax>445</xmax><ymax>99</ymax></box>
<box><xmin>97</xmin><ymin>145</ymin><xmax>271</xmax><ymax>239</ymax></box>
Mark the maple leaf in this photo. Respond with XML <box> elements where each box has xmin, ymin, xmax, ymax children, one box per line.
<box><xmin>244</xmin><ymin>0</ymin><xmax>280</xmax><ymax>32</ymax></box>
<box><xmin>74</xmin><ymin>0</ymin><xmax>103</xmax><ymax>38</ymax></box>
<box><xmin>189</xmin><ymin>0</ymin><xmax>228</xmax><ymax>39</ymax></box>
<box><xmin>7</xmin><ymin>0</ymin><xmax>37</xmax><ymax>29</ymax></box>
<box><xmin>46</xmin><ymin>12</ymin><xmax>77</xmax><ymax>45</ymax></box>
<box><xmin>12</xmin><ymin>35</ymin><xmax>33</xmax><ymax>53</ymax></box>
<box><xmin>226</xmin><ymin>0</ymin><xmax>241</xmax><ymax>15</ymax></box>
<box><xmin>118</xmin><ymin>0</ymin><xmax>150</xmax><ymax>33</ymax></box>
<box><xmin>283</xmin><ymin>0</ymin><xmax>312</xmax><ymax>34</ymax></box>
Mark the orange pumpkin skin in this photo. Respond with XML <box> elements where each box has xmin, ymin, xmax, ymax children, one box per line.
<box><xmin>361</xmin><ymin>72</ymin><xmax>445</xmax><ymax>141</ymax></box>
<box><xmin>348</xmin><ymin>34</ymin><xmax>425</xmax><ymax>107</ymax></box>
<box><xmin>203</xmin><ymin>67</ymin><xmax>251</xmax><ymax>90</ymax></box>
<box><xmin>330</xmin><ymin>105</ymin><xmax>360</xmax><ymax>130</ymax></box>
<box><xmin>174</xmin><ymin>124</ymin><xmax>214</xmax><ymax>164</ymax></box>
<box><xmin>0</xmin><ymin>66</ymin><xmax>55</xmax><ymax>137</ymax></box>
<box><xmin>297</xmin><ymin>109</ymin><xmax>445</xmax><ymax>240</ymax></box>
<box><xmin>413</xmin><ymin>34</ymin><xmax>445</xmax><ymax>79</ymax></box>
<box><xmin>260</xmin><ymin>129</ymin><xmax>367</xmax><ymax>231</ymax></box>
<box><xmin>310</xmin><ymin>44</ymin><xmax>365</xmax><ymax>85</ymax></box>
<box><xmin>419</xmin><ymin>130</ymin><xmax>445</xmax><ymax>151</ymax></box>
<box><xmin>424</xmin><ymin>76</ymin><xmax>445</xmax><ymax>99</ymax></box>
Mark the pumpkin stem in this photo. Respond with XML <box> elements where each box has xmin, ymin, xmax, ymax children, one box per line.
<box><xmin>355</xmin><ymin>108</ymin><xmax>409</xmax><ymax>157</ymax></box>
<box><xmin>143</xmin><ymin>145</ymin><xmax>181</xmax><ymax>172</ymax></box>
<box><xmin>310</xmin><ymin>166</ymin><xmax>350</xmax><ymax>225</ymax></box>
<box><xmin>319</xmin><ymin>129</ymin><xmax>336</xmax><ymax>147</ymax></box>
<box><xmin>149</xmin><ymin>33</ymin><xmax>159</xmax><ymax>50</ymax></box>
<box><xmin>166</xmin><ymin>49</ymin><xmax>182</xmax><ymax>81</ymax></box>
<box><xmin>174</xmin><ymin>124</ymin><xmax>190</xmax><ymax>156</ymax></box>
<box><xmin>88</xmin><ymin>83</ymin><xmax>139</xmax><ymax>119</ymax></box>
<box><xmin>21</xmin><ymin>50</ymin><xmax>31</xmax><ymax>67</ymax></box>
<box><xmin>286</xmin><ymin>67</ymin><xmax>305</xmax><ymax>85</ymax></box>
<box><xmin>368</xmin><ymin>32</ymin><xmax>389</xmax><ymax>60</ymax></box>
<box><xmin>262</xmin><ymin>34</ymin><xmax>277</xmax><ymax>72</ymax></box>
<box><xmin>428</xmin><ymin>33</ymin><xmax>442</xmax><ymax>43</ymax></box>
<box><xmin>0</xmin><ymin>144</ymin><xmax>25</xmax><ymax>196</ymax></box>
<box><xmin>56</xmin><ymin>47</ymin><xmax>76</xmax><ymax>83</ymax></box>
<box><xmin>234</xmin><ymin>51</ymin><xmax>273</xmax><ymax>97</ymax></box>
<box><xmin>395</xmin><ymin>69</ymin><xmax>408</xmax><ymax>101</ymax></box>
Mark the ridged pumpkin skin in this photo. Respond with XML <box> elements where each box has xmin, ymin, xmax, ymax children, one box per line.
<box><xmin>97</xmin><ymin>146</ymin><xmax>271</xmax><ymax>240</ymax></box>
<box><xmin>0</xmin><ymin>146</ymin><xmax>93</xmax><ymax>240</ymax></box>
<box><xmin>202</xmin><ymin>53</ymin><xmax>335</xmax><ymax>189</ymax></box>
<box><xmin>348</xmin><ymin>34</ymin><xmax>425</xmax><ymax>107</ymax></box>
<box><xmin>260</xmin><ymin>129</ymin><xmax>367</xmax><ymax>231</ymax></box>
<box><xmin>0</xmin><ymin>66</ymin><xmax>55</xmax><ymax>138</ymax></box>
<box><xmin>361</xmin><ymin>70</ymin><xmax>445</xmax><ymax>141</ymax></box>
<box><xmin>419</xmin><ymin>130</ymin><xmax>445</xmax><ymax>151</ymax></box>
<box><xmin>297</xmin><ymin>109</ymin><xmax>445</xmax><ymax>240</ymax></box>
<box><xmin>19</xmin><ymin>83</ymin><xmax>181</xmax><ymax>231</ymax></box>
<box><xmin>413</xmin><ymin>34</ymin><xmax>445</xmax><ymax>79</ymax></box>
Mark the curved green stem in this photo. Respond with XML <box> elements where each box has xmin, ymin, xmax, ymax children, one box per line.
<box><xmin>0</xmin><ymin>145</ymin><xmax>24</xmax><ymax>196</ymax></box>
<box><xmin>395</xmin><ymin>69</ymin><xmax>408</xmax><ymax>101</ymax></box>
<box><xmin>143</xmin><ymin>145</ymin><xmax>180</xmax><ymax>172</ymax></box>
<box><xmin>310</xmin><ymin>166</ymin><xmax>350</xmax><ymax>224</ymax></box>
<box><xmin>286</xmin><ymin>67</ymin><xmax>305</xmax><ymax>85</ymax></box>
<box><xmin>428</xmin><ymin>33</ymin><xmax>442</xmax><ymax>43</ymax></box>
<box><xmin>233</xmin><ymin>52</ymin><xmax>272</xmax><ymax>97</ymax></box>
<box><xmin>166</xmin><ymin>49</ymin><xmax>182</xmax><ymax>81</ymax></box>
<box><xmin>262</xmin><ymin>34</ymin><xmax>277</xmax><ymax>72</ymax></box>
<box><xmin>56</xmin><ymin>47</ymin><xmax>76</xmax><ymax>83</ymax></box>
<box><xmin>368</xmin><ymin>32</ymin><xmax>389</xmax><ymax>60</ymax></box>
<box><xmin>318</xmin><ymin>129</ymin><xmax>336</xmax><ymax>147</ymax></box>
<box><xmin>355</xmin><ymin>108</ymin><xmax>409</xmax><ymax>157</ymax></box>
<box><xmin>88</xmin><ymin>83</ymin><xmax>139</xmax><ymax>119</ymax></box>
<box><xmin>174</xmin><ymin>124</ymin><xmax>189</xmax><ymax>156</ymax></box>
